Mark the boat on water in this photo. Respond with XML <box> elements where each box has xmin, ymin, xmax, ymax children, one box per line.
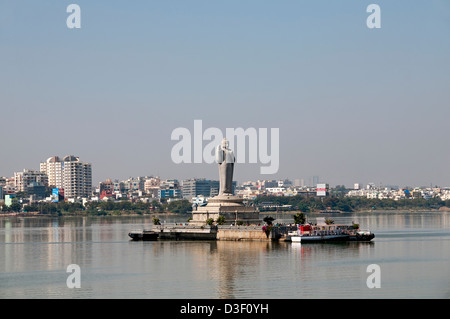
<box><xmin>320</xmin><ymin>209</ymin><xmax>341</xmax><ymax>214</ymax></box>
<box><xmin>128</xmin><ymin>230</ymin><xmax>159</xmax><ymax>241</ymax></box>
<box><xmin>287</xmin><ymin>224</ymin><xmax>374</xmax><ymax>243</ymax></box>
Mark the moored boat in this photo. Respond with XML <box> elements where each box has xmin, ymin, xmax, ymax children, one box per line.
<box><xmin>348</xmin><ymin>229</ymin><xmax>375</xmax><ymax>241</ymax></box>
<box><xmin>128</xmin><ymin>230</ymin><xmax>159</xmax><ymax>241</ymax></box>
<box><xmin>320</xmin><ymin>210</ymin><xmax>341</xmax><ymax>214</ymax></box>
<box><xmin>287</xmin><ymin>224</ymin><xmax>374</xmax><ymax>243</ymax></box>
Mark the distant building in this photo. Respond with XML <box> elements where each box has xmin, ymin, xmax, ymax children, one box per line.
<box><xmin>144</xmin><ymin>177</ymin><xmax>160</xmax><ymax>192</ymax></box>
<box><xmin>158</xmin><ymin>179</ymin><xmax>181</xmax><ymax>198</ymax></box>
<box><xmin>278</xmin><ymin>179</ymin><xmax>293</xmax><ymax>187</ymax></box>
<box><xmin>62</xmin><ymin>156</ymin><xmax>92</xmax><ymax>198</ymax></box>
<box><xmin>266</xmin><ymin>187</ymin><xmax>287</xmax><ymax>195</ymax></box>
<box><xmin>182</xmin><ymin>179</ymin><xmax>218</xmax><ymax>199</ymax></box>
<box><xmin>122</xmin><ymin>177</ymin><xmax>146</xmax><ymax>192</ymax></box>
<box><xmin>182</xmin><ymin>179</ymin><xmax>236</xmax><ymax>199</ymax></box>
<box><xmin>313</xmin><ymin>176</ymin><xmax>320</xmax><ymax>187</ymax></box>
<box><xmin>160</xmin><ymin>179</ymin><xmax>180</xmax><ymax>189</ymax></box>
<box><xmin>159</xmin><ymin>188</ymin><xmax>181</xmax><ymax>198</ymax></box>
<box><xmin>5</xmin><ymin>194</ymin><xmax>17</xmax><ymax>207</ymax></box>
<box><xmin>146</xmin><ymin>187</ymin><xmax>159</xmax><ymax>198</ymax></box>
<box><xmin>40</xmin><ymin>156</ymin><xmax>64</xmax><ymax>188</ymax></box>
<box><xmin>41</xmin><ymin>155</ymin><xmax>92</xmax><ymax>199</ymax></box>
<box><xmin>257</xmin><ymin>180</ymin><xmax>278</xmax><ymax>189</ymax></box>
<box><xmin>99</xmin><ymin>179</ymin><xmax>114</xmax><ymax>200</ymax></box>
<box><xmin>26</xmin><ymin>182</ymin><xmax>46</xmax><ymax>200</ymax></box>
<box><xmin>113</xmin><ymin>180</ymin><xmax>125</xmax><ymax>194</ymax></box>
<box><xmin>14</xmin><ymin>169</ymin><xmax>48</xmax><ymax>192</ymax></box>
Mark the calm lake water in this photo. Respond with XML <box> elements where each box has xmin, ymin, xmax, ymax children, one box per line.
<box><xmin>1</xmin><ymin>211</ymin><xmax>449</xmax><ymax>299</ymax></box>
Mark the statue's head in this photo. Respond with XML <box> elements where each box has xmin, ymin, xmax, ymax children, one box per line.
<box><xmin>221</xmin><ymin>138</ymin><xmax>229</xmax><ymax>149</ymax></box>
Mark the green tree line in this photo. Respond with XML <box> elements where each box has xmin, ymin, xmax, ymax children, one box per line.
<box><xmin>253</xmin><ymin>195</ymin><xmax>450</xmax><ymax>212</ymax></box>
<box><xmin>2</xmin><ymin>199</ymin><xmax>193</xmax><ymax>216</ymax></box>
<box><xmin>3</xmin><ymin>195</ymin><xmax>449</xmax><ymax>215</ymax></box>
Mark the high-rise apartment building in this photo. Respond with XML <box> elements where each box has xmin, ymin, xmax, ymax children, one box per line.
<box><xmin>40</xmin><ymin>155</ymin><xmax>92</xmax><ymax>199</ymax></box>
<box><xmin>40</xmin><ymin>156</ymin><xmax>63</xmax><ymax>188</ymax></box>
<box><xmin>62</xmin><ymin>156</ymin><xmax>92</xmax><ymax>199</ymax></box>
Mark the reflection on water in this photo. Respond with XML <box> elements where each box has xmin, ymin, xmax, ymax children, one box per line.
<box><xmin>0</xmin><ymin>212</ymin><xmax>450</xmax><ymax>298</ymax></box>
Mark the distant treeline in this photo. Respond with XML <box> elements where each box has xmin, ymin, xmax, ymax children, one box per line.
<box><xmin>4</xmin><ymin>195</ymin><xmax>450</xmax><ymax>216</ymax></box>
<box><xmin>253</xmin><ymin>195</ymin><xmax>450</xmax><ymax>212</ymax></box>
<box><xmin>18</xmin><ymin>199</ymin><xmax>193</xmax><ymax>216</ymax></box>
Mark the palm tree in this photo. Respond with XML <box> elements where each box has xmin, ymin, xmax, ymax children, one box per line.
<box><xmin>293</xmin><ymin>212</ymin><xmax>306</xmax><ymax>225</ymax></box>
<box><xmin>263</xmin><ymin>216</ymin><xmax>275</xmax><ymax>225</ymax></box>
<box><xmin>216</xmin><ymin>215</ymin><xmax>225</xmax><ymax>225</ymax></box>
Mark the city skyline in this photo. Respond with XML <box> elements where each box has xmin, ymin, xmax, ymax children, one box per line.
<box><xmin>2</xmin><ymin>154</ymin><xmax>450</xmax><ymax>190</ymax></box>
<box><xmin>1</xmin><ymin>1</ymin><xmax>450</xmax><ymax>187</ymax></box>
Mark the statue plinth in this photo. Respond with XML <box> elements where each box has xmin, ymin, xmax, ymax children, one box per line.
<box><xmin>190</xmin><ymin>194</ymin><xmax>260</xmax><ymax>226</ymax></box>
<box><xmin>207</xmin><ymin>193</ymin><xmax>243</xmax><ymax>205</ymax></box>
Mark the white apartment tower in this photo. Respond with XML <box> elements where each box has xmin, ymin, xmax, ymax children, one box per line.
<box><xmin>40</xmin><ymin>155</ymin><xmax>92</xmax><ymax>198</ymax></box>
<box><xmin>40</xmin><ymin>156</ymin><xmax>63</xmax><ymax>188</ymax></box>
<box><xmin>62</xmin><ymin>155</ymin><xmax>92</xmax><ymax>198</ymax></box>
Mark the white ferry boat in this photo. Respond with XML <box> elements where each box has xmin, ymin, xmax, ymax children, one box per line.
<box><xmin>287</xmin><ymin>224</ymin><xmax>374</xmax><ymax>243</ymax></box>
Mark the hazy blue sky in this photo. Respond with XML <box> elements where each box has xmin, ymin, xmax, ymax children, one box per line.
<box><xmin>1</xmin><ymin>0</ymin><xmax>450</xmax><ymax>187</ymax></box>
